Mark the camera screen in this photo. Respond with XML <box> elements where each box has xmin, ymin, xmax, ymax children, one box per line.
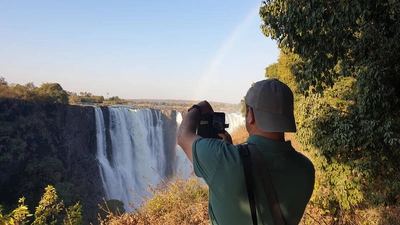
<box><xmin>197</xmin><ymin>112</ymin><xmax>228</xmax><ymax>138</ymax></box>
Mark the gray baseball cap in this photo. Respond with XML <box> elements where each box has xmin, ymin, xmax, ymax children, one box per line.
<box><xmin>244</xmin><ymin>78</ymin><xmax>296</xmax><ymax>132</ymax></box>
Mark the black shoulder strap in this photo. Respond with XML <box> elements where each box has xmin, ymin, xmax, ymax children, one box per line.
<box><xmin>247</xmin><ymin>144</ymin><xmax>285</xmax><ymax>225</ymax></box>
<box><xmin>239</xmin><ymin>144</ymin><xmax>285</xmax><ymax>225</ymax></box>
<box><xmin>238</xmin><ymin>144</ymin><xmax>257</xmax><ymax>225</ymax></box>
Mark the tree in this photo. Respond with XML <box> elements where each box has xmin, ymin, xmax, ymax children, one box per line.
<box><xmin>0</xmin><ymin>186</ymin><xmax>81</xmax><ymax>225</ymax></box>
<box><xmin>9</xmin><ymin>84</ymin><xmax>32</xmax><ymax>100</ymax></box>
<box><xmin>36</xmin><ymin>83</ymin><xmax>69</xmax><ymax>104</ymax></box>
<box><xmin>107</xmin><ymin>96</ymin><xmax>126</xmax><ymax>104</ymax></box>
<box><xmin>18</xmin><ymin>157</ymin><xmax>66</xmax><ymax>208</ymax></box>
<box><xmin>0</xmin><ymin>197</ymin><xmax>32</xmax><ymax>225</ymax></box>
<box><xmin>264</xmin><ymin>51</ymin><xmax>299</xmax><ymax>94</ymax></box>
<box><xmin>260</xmin><ymin>0</ymin><xmax>400</xmax><ymax>105</ymax></box>
<box><xmin>0</xmin><ymin>77</ymin><xmax>7</xmax><ymax>85</ymax></box>
<box><xmin>0</xmin><ymin>78</ymin><xmax>8</xmax><ymax>97</ymax></box>
<box><xmin>32</xmin><ymin>185</ymin><xmax>81</xmax><ymax>225</ymax></box>
<box><xmin>25</xmin><ymin>82</ymin><xmax>36</xmax><ymax>91</ymax></box>
<box><xmin>260</xmin><ymin>0</ymin><xmax>400</xmax><ymax>216</ymax></box>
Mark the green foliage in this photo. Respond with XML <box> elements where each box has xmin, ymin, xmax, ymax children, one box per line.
<box><xmin>54</xmin><ymin>182</ymin><xmax>80</xmax><ymax>208</ymax></box>
<box><xmin>0</xmin><ymin>81</ymin><xmax>38</xmax><ymax>100</ymax></box>
<box><xmin>0</xmin><ymin>77</ymin><xmax>7</xmax><ymax>85</ymax></box>
<box><xmin>0</xmin><ymin>186</ymin><xmax>81</xmax><ymax>225</ymax></box>
<box><xmin>0</xmin><ymin>197</ymin><xmax>32</xmax><ymax>225</ymax></box>
<box><xmin>104</xmin><ymin>96</ymin><xmax>127</xmax><ymax>105</ymax></box>
<box><xmin>18</xmin><ymin>157</ymin><xmax>67</xmax><ymax>208</ymax></box>
<box><xmin>64</xmin><ymin>203</ymin><xmax>82</xmax><ymax>225</ymax></box>
<box><xmin>260</xmin><ymin>0</ymin><xmax>360</xmax><ymax>93</ymax></box>
<box><xmin>127</xmin><ymin>100</ymin><xmax>241</xmax><ymax>114</ymax></box>
<box><xmin>8</xmin><ymin>84</ymin><xmax>37</xmax><ymax>100</ymax></box>
<box><xmin>0</xmin><ymin>99</ymin><xmax>51</xmax><ymax>163</ymax></box>
<box><xmin>36</xmin><ymin>83</ymin><xmax>69</xmax><ymax>104</ymax></box>
<box><xmin>0</xmin><ymin>77</ymin><xmax>107</xmax><ymax>105</ymax></box>
<box><xmin>0</xmin><ymin>78</ymin><xmax>73</xmax><ymax>105</ymax></box>
<box><xmin>0</xmin><ymin>98</ymin><xmax>67</xmax><ymax>213</ymax></box>
<box><xmin>32</xmin><ymin>185</ymin><xmax>82</xmax><ymax>225</ymax></box>
<box><xmin>240</xmin><ymin>82</ymin><xmax>255</xmax><ymax>117</ymax></box>
<box><xmin>69</xmin><ymin>92</ymin><xmax>104</xmax><ymax>104</ymax></box>
<box><xmin>260</xmin><ymin>0</ymin><xmax>400</xmax><ymax>100</ymax></box>
<box><xmin>295</xmin><ymin>77</ymin><xmax>400</xmax><ymax>211</ymax></box>
<box><xmin>0</xmin><ymin>78</ymin><xmax>98</xmax><ymax>223</ymax></box>
<box><xmin>260</xmin><ymin>0</ymin><xmax>400</xmax><ymax>216</ymax></box>
<box><xmin>264</xmin><ymin>51</ymin><xmax>299</xmax><ymax>94</ymax></box>
<box><xmin>32</xmin><ymin>185</ymin><xmax>64</xmax><ymax>225</ymax></box>
<box><xmin>240</xmin><ymin>99</ymin><xmax>246</xmax><ymax>117</ymax></box>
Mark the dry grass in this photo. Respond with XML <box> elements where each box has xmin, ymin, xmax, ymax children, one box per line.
<box><xmin>98</xmin><ymin>125</ymin><xmax>400</xmax><ymax>225</ymax></box>
<box><xmin>231</xmin><ymin>124</ymin><xmax>249</xmax><ymax>144</ymax></box>
<box><xmin>97</xmin><ymin>173</ymin><xmax>209</xmax><ymax>225</ymax></box>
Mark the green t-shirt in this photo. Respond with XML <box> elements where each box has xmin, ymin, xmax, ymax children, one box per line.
<box><xmin>193</xmin><ymin>135</ymin><xmax>315</xmax><ymax>225</ymax></box>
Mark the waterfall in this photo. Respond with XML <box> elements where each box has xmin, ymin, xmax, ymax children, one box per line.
<box><xmin>225</xmin><ymin>112</ymin><xmax>245</xmax><ymax>133</ymax></box>
<box><xmin>95</xmin><ymin>106</ymin><xmax>244</xmax><ymax>211</ymax></box>
<box><xmin>95</xmin><ymin>107</ymin><xmax>168</xmax><ymax>210</ymax></box>
<box><xmin>173</xmin><ymin>112</ymin><xmax>194</xmax><ymax>179</ymax></box>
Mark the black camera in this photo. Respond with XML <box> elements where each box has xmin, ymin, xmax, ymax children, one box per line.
<box><xmin>197</xmin><ymin>112</ymin><xmax>229</xmax><ymax>138</ymax></box>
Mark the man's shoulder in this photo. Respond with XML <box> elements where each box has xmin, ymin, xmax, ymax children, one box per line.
<box><xmin>194</xmin><ymin>137</ymin><xmax>237</xmax><ymax>149</ymax></box>
<box><xmin>193</xmin><ymin>138</ymin><xmax>241</xmax><ymax>163</ymax></box>
<box><xmin>292</xmin><ymin>150</ymin><xmax>315</xmax><ymax>169</ymax></box>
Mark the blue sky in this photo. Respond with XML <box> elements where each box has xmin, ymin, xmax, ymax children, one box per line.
<box><xmin>0</xmin><ymin>1</ymin><xmax>279</xmax><ymax>104</ymax></box>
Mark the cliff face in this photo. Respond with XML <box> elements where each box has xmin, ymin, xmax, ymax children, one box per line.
<box><xmin>0</xmin><ymin>99</ymin><xmax>103</xmax><ymax>223</ymax></box>
<box><xmin>57</xmin><ymin>104</ymin><xmax>104</xmax><ymax>222</ymax></box>
<box><xmin>0</xmin><ymin>99</ymin><xmax>181</xmax><ymax>223</ymax></box>
<box><xmin>160</xmin><ymin>109</ymin><xmax>179</xmax><ymax>176</ymax></box>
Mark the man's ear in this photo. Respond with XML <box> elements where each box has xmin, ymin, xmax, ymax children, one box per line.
<box><xmin>247</xmin><ymin>107</ymin><xmax>256</xmax><ymax>124</ymax></box>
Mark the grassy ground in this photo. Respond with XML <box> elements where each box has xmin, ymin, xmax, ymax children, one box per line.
<box><xmin>97</xmin><ymin>125</ymin><xmax>400</xmax><ymax>225</ymax></box>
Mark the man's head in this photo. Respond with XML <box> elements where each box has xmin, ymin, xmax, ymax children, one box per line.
<box><xmin>244</xmin><ymin>78</ymin><xmax>296</xmax><ymax>133</ymax></box>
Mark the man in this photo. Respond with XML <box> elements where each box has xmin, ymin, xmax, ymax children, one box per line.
<box><xmin>177</xmin><ymin>78</ymin><xmax>315</xmax><ymax>225</ymax></box>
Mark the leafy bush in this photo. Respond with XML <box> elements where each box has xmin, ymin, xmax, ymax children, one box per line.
<box><xmin>0</xmin><ymin>185</ymin><xmax>82</xmax><ymax>225</ymax></box>
<box><xmin>295</xmin><ymin>77</ymin><xmax>400</xmax><ymax>221</ymax></box>
<box><xmin>0</xmin><ymin>197</ymin><xmax>31</xmax><ymax>225</ymax></box>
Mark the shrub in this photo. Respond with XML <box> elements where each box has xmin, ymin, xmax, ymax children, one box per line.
<box><xmin>99</xmin><ymin>174</ymin><xmax>209</xmax><ymax>225</ymax></box>
<box><xmin>0</xmin><ymin>185</ymin><xmax>82</xmax><ymax>225</ymax></box>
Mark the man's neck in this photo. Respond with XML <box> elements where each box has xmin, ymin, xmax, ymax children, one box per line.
<box><xmin>264</xmin><ymin>132</ymin><xmax>285</xmax><ymax>141</ymax></box>
<box><xmin>250</xmin><ymin>130</ymin><xmax>285</xmax><ymax>141</ymax></box>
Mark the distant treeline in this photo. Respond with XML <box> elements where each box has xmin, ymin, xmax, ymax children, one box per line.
<box><xmin>126</xmin><ymin>99</ymin><xmax>242</xmax><ymax>113</ymax></box>
<box><xmin>0</xmin><ymin>77</ymin><xmax>126</xmax><ymax>105</ymax></box>
<box><xmin>0</xmin><ymin>78</ymin><xmax>241</xmax><ymax>112</ymax></box>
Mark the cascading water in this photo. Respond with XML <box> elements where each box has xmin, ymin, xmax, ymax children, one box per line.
<box><xmin>174</xmin><ymin>112</ymin><xmax>194</xmax><ymax>179</ymax></box>
<box><xmin>225</xmin><ymin>112</ymin><xmax>245</xmax><ymax>133</ymax></box>
<box><xmin>95</xmin><ymin>107</ymin><xmax>168</xmax><ymax>210</ymax></box>
<box><xmin>95</xmin><ymin>106</ymin><xmax>244</xmax><ymax>211</ymax></box>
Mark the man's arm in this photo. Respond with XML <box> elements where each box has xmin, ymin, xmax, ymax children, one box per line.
<box><xmin>177</xmin><ymin>101</ymin><xmax>214</xmax><ymax>163</ymax></box>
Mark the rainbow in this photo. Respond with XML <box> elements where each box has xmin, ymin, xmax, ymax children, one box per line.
<box><xmin>194</xmin><ymin>3</ymin><xmax>261</xmax><ymax>101</ymax></box>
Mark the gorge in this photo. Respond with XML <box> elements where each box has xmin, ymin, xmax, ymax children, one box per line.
<box><xmin>0</xmin><ymin>99</ymin><xmax>244</xmax><ymax>223</ymax></box>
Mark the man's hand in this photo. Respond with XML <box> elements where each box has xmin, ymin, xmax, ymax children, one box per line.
<box><xmin>196</xmin><ymin>100</ymin><xmax>214</xmax><ymax>114</ymax></box>
<box><xmin>177</xmin><ymin>100</ymin><xmax>214</xmax><ymax>163</ymax></box>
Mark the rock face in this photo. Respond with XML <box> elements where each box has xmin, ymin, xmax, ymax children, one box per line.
<box><xmin>0</xmin><ymin>99</ymin><xmax>104</xmax><ymax>223</ymax></box>
<box><xmin>57</xmin><ymin>104</ymin><xmax>104</xmax><ymax>223</ymax></box>
<box><xmin>0</xmin><ymin>99</ymin><xmax>181</xmax><ymax>223</ymax></box>
<box><xmin>160</xmin><ymin>109</ymin><xmax>179</xmax><ymax>176</ymax></box>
